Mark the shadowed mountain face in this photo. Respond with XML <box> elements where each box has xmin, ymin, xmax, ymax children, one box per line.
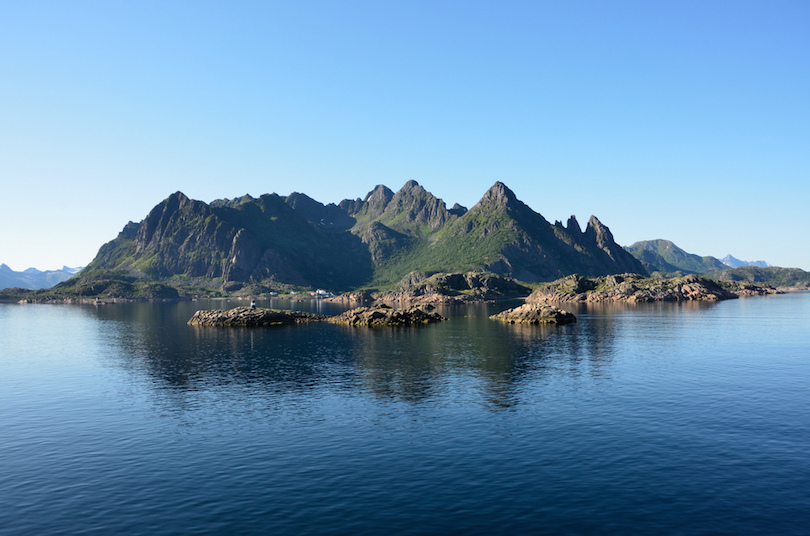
<box><xmin>64</xmin><ymin>181</ymin><xmax>647</xmax><ymax>295</ymax></box>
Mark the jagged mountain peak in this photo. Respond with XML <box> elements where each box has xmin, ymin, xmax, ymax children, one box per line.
<box><xmin>566</xmin><ymin>215</ymin><xmax>581</xmax><ymax>234</ymax></box>
<box><xmin>399</xmin><ymin>179</ymin><xmax>421</xmax><ymax>191</ymax></box>
<box><xmin>584</xmin><ymin>215</ymin><xmax>613</xmax><ymax>244</ymax></box>
<box><xmin>364</xmin><ymin>184</ymin><xmax>395</xmax><ymax>204</ymax></box>
<box><xmin>136</xmin><ymin>191</ymin><xmax>214</xmax><ymax>248</ymax></box>
<box><xmin>390</xmin><ymin>180</ymin><xmax>433</xmax><ymax>203</ymax></box>
<box><xmin>380</xmin><ymin>181</ymin><xmax>453</xmax><ymax>234</ymax></box>
<box><xmin>477</xmin><ymin>181</ymin><xmax>518</xmax><ymax>206</ymax></box>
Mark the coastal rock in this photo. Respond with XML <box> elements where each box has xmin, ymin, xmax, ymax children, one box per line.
<box><xmin>325</xmin><ymin>291</ymin><xmax>375</xmax><ymax>303</ymax></box>
<box><xmin>188</xmin><ymin>307</ymin><xmax>327</xmax><ymax>326</ymax></box>
<box><xmin>528</xmin><ymin>273</ymin><xmax>742</xmax><ymax>303</ymax></box>
<box><xmin>328</xmin><ymin>304</ymin><xmax>446</xmax><ymax>326</ymax></box>
<box><xmin>490</xmin><ymin>303</ymin><xmax>576</xmax><ymax>325</ymax></box>
<box><xmin>722</xmin><ymin>281</ymin><xmax>782</xmax><ymax>297</ymax></box>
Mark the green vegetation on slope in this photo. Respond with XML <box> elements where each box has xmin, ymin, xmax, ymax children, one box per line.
<box><xmin>625</xmin><ymin>239</ymin><xmax>727</xmax><ymax>275</ymax></box>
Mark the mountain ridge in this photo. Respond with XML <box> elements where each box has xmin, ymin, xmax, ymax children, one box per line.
<box><xmin>26</xmin><ymin>181</ymin><xmax>649</xmax><ymax>298</ymax></box>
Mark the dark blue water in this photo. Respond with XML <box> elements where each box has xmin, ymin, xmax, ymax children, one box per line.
<box><xmin>1</xmin><ymin>294</ymin><xmax>809</xmax><ymax>535</ymax></box>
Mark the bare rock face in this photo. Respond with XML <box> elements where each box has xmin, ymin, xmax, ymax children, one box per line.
<box><xmin>188</xmin><ymin>307</ymin><xmax>327</xmax><ymax>326</ymax></box>
<box><xmin>490</xmin><ymin>303</ymin><xmax>576</xmax><ymax>325</ymax></box>
<box><xmin>328</xmin><ymin>304</ymin><xmax>446</xmax><ymax>327</ymax></box>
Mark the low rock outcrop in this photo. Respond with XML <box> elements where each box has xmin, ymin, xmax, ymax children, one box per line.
<box><xmin>720</xmin><ymin>281</ymin><xmax>782</xmax><ymax>296</ymax></box>
<box><xmin>528</xmin><ymin>273</ymin><xmax>742</xmax><ymax>303</ymax></box>
<box><xmin>490</xmin><ymin>303</ymin><xmax>576</xmax><ymax>325</ymax></box>
<box><xmin>188</xmin><ymin>307</ymin><xmax>327</xmax><ymax>326</ymax></box>
<box><xmin>325</xmin><ymin>291</ymin><xmax>375</xmax><ymax>304</ymax></box>
<box><xmin>328</xmin><ymin>304</ymin><xmax>447</xmax><ymax>326</ymax></box>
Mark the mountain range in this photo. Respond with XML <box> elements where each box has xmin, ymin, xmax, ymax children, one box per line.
<box><xmin>624</xmin><ymin>240</ymin><xmax>778</xmax><ymax>275</ymax></box>
<box><xmin>40</xmin><ymin>181</ymin><xmax>647</xmax><ymax>298</ymax></box>
<box><xmin>8</xmin><ymin>181</ymin><xmax>806</xmax><ymax>300</ymax></box>
<box><xmin>0</xmin><ymin>264</ymin><xmax>82</xmax><ymax>290</ymax></box>
<box><xmin>721</xmin><ymin>255</ymin><xmax>771</xmax><ymax>269</ymax></box>
<box><xmin>623</xmin><ymin>240</ymin><xmax>809</xmax><ymax>289</ymax></box>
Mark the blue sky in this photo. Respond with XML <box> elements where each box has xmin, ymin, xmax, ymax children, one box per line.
<box><xmin>2</xmin><ymin>0</ymin><xmax>808</xmax><ymax>271</ymax></box>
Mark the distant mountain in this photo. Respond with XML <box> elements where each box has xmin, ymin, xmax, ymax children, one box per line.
<box><xmin>625</xmin><ymin>239</ymin><xmax>727</xmax><ymax>275</ymax></box>
<box><xmin>721</xmin><ymin>255</ymin><xmax>771</xmax><ymax>269</ymax></box>
<box><xmin>42</xmin><ymin>181</ymin><xmax>647</xmax><ymax>299</ymax></box>
<box><xmin>0</xmin><ymin>264</ymin><xmax>82</xmax><ymax>290</ymax></box>
<box><xmin>623</xmin><ymin>241</ymin><xmax>807</xmax><ymax>289</ymax></box>
<box><xmin>705</xmin><ymin>266</ymin><xmax>810</xmax><ymax>290</ymax></box>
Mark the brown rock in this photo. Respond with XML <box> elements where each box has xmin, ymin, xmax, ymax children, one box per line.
<box><xmin>328</xmin><ymin>304</ymin><xmax>446</xmax><ymax>327</ymax></box>
<box><xmin>188</xmin><ymin>307</ymin><xmax>327</xmax><ymax>326</ymax></box>
<box><xmin>490</xmin><ymin>303</ymin><xmax>576</xmax><ymax>325</ymax></box>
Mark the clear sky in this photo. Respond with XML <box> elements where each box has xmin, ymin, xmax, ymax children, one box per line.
<box><xmin>2</xmin><ymin>0</ymin><xmax>808</xmax><ymax>271</ymax></box>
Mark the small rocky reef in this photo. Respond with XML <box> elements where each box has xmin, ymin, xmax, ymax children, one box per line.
<box><xmin>490</xmin><ymin>303</ymin><xmax>577</xmax><ymax>325</ymax></box>
<box><xmin>188</xmin><ymin>307</ymin><xmax>327</xmax><ymax>326</ymax></box>
<box><xmin>528</xmin><ymin>273</ymin><xmax>778</xmax><ymax>304</ymax></box>
<box><xmin>328</xmin><ymin>304</ymin><xmax>447</xmax><ymax>327</ymax></box>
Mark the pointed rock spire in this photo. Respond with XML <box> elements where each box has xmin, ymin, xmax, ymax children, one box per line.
<box><xmin>584</xmin><ymin>215</ymin><xmax>615</xmax><ymax>247</ymax></box>
<box><xmin>566</xmin><ymin>215</ymin><xmax>582</xmax><ymax>234</ymax></box>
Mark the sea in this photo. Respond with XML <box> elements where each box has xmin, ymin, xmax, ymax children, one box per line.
<box><xmin>1</xmin><ymin>293</ymin><xmax>809</xmax><ymax>535</ymax></box>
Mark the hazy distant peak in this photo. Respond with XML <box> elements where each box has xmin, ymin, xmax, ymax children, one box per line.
<box><xmin>722</xmin><ymin>254</ymin><xmax>771</xmax><ymax>268</ymax></box>
<box><xmin>0</xmin><ymin>264</ymin><xmax>81</xmax><ymax>290</ymax></box>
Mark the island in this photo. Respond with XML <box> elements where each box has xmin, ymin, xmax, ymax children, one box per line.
<box><xmin>490</xmin><ymin>303</ymin><xmax>577</xmax><ymax>325</ymax></box>
<box><xmin>328</xmin><ymin>304</ymin><xmax>447</xmax><ymax>326</ymax></box>
<box><xmin>187</xmin><ymin>307</ymin><xmax>327</xmax><ymax>326</ymax></box>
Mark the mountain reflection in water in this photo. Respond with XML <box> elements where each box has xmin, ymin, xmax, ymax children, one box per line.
<box><xmin>89</xmin><ymin>300</ymin><xmax>629</xmax><ymax>410</ymax></box>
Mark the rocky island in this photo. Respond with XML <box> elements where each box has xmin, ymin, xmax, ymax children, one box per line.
<box><xmin>328</xmin><ymin>304</ymin><xmax>447</xmax><ymax>327</ymax></box>
<box><xmin>187</xmin><ymin>307</ymin><xmax>327</xmax><ymax>326</ymax></box>
<box><xmin>187</xmin><ymin>304</ymin><xmax>447</xmax><ymax>327</ymax></box>
<box><xmin>490</xmin><ymin>303</ymin><xmax>576</xmax><ymax>325</ymax></box>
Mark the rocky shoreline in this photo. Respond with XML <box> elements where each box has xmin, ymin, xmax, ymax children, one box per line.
<box><xmin>527</xmin><ymin>273</ymin><xmax>780</xmax><ymax>304</ymax></box>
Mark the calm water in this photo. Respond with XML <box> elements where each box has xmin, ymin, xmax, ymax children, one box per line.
<box><xmin>1</xmin><ymin>294</ymin><xmax>809</xmax><ymax>535</ymax></box>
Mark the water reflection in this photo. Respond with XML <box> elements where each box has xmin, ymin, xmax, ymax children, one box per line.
<box><xmin>80</xmin><ymin>300</ymin><xmax>645</xmax><ymax>411</ymax></box>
